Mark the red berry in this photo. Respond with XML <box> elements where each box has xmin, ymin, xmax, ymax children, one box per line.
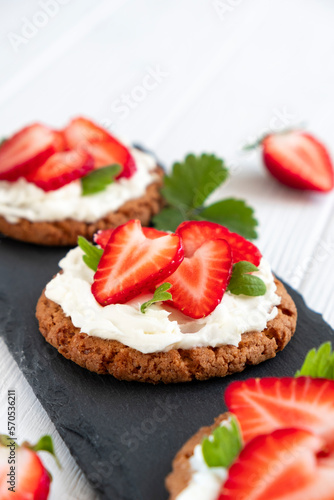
<box><xmin>167</xmin><ymin>221</ymin><xmax>233</xmax><ymax>318</ymax></box>
<box><xmin>262</xmin><ymin>131</ymin><xmax>334</xmax><ymax>192</ymax></box>
<box><xmin>176</xmin><ymin>220</ymin><xmax>261</xmax><ymax>266</ymax></box>
<box><xmin>0</xmin><ymin>123</ymin><xmax>64</xmax><ymax>181</ymax></box>
<box><xmin>225</xmin><ymin>377</ymin><xmax>334</xmax><ymax>449</ymax></box>
<box><xmin>0</xmin><ymin>443</ymin><xmax>50</xmax><ymax>500</ymax></box>
<box><xmin>63</xmin><ymin>117</ymin><xmax>136</xmax><ymax>179</ymax></box>
<box><xmin>218</xmin><ymin>427</ymin><xmax>334</xmax><ymax>500</ymax></box>
<box><xmin>26</xmin><ymin>150</ymin><xmax>94</xmax><ymax>192</ymax></box>
<box><xmin>91</xmin><ymin>220</ymin><xmax>184</xmax><ymax>305</ymax></box>
<box><xmin>94</xmin><ymin>227</ymin><xmax>168</xmax><ymax>249</ymax></box>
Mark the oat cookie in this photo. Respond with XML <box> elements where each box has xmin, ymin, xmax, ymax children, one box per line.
<box><xmin>165</xmin><ymin>413</ymin><xmax>229</xmax><ymax>500</ymax></box>
<box><xmin>36</xmin><ymin>278</ymin><xmax>297</xmax><ymax>384</ymax></box>
<box><xmin>0</xmin><ymin>166</ymin><xmax>164</xmax><ymax>246</ymax></box>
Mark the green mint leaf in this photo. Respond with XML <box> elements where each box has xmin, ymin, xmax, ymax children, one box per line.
<box><xmin>141</xmin><ymin>283</ymin><xmax>172</xmax><ymax>314</ymax></box>
<box><xmin>152</xmin><ymin>206</ymin><xmax>188</xmax><ymax>232</ymax></box>
<box><xmin>81</xmin><ymin>164</ymin><xmax>122</xmax><ymax>196</ymax></box>
<box><xmin>162</xmin><ymin>154</ymin><xmax>229</xmax><ymax>210</ymax></box>
<box><xmin>202</xmin><ymin>416</ymin><xmax>242</xmax><ymax>468</ymax></box>
<box><xmin>295</xmin><ymin>342</ymin><xmax>334</xmax><ymax>379</ymax></box>
<box><xmin>227</xmin><ymin>261</ymin><xmax>266</xmax><ymax>296</ymax></box>
<box><xmin>199</xmin><ymin>199</ymin><xmax>258</xmax><ymax>240</ymax></box>
<box><xmin>31</xmin><ymin>435</ymin><xmax>61</xmax><ymax>469</ymax></box>
<box><xmin>78</xmin><ymin>236</ymin><xmax>103</xmax><ymax>271</ymax></box>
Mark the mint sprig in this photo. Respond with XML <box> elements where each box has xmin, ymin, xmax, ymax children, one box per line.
<box><xmin>78</xmin><ymin>236</ymin><xmax>103</xmax><ymax>271</ymax></box>
<box><xmin>140</xmin><ymin>283</ymin><xmax>172</xmax><ymax>314</ymax></box>
<box><xmin>295</xmin><ymin>342</ymin><xmax>334</xmax><ymax>379</ymax></box>
<box><xmin>81</xmin><ymin>164</ymin><xmax>122</xmax><ymax>196</ymax></box>
<box><xmin>202</xmin><ymin>415</ymin><xmax>242</xmax><ymax>468</ymax></box>
<box><xmin>153</xmin><ymin>153</ymin><xmax>258</xmax><ymax>238</ymax></box>
<box><xmin>227</xmin><ymin>261</ymin><xmax>266</xmax><ymax>296</ymax></box>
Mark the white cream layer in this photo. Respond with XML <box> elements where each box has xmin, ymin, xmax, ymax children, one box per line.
<box><xmin>0</xmin><ymin>147</ymin><xmax>157</xmax><ymax>223</ymax></box>
<box><xmin>45</xmin><ymin>247</ymin><xmax>280</xmax><ymax>354</ymax></box>
<box><xmin>176</xmin><ymin>418</ymin><xmax>231</xmax><ymax>500</ymax></box>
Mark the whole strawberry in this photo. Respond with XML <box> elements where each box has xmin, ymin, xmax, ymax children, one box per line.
<box><xmin>249</xmin><ymin>130</ymin><xmax>334</xmax><ymax>192</ymax></box>
<box><xmin>0</xmin><ymin>435</ymin><xmax>59</xmax><ymax>499</ymax></box>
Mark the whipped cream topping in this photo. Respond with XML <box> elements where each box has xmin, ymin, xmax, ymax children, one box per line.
<box><xmin>45</xmin><ymin>246</ymin><xmax>281</xmax><ymax>354</ymax></box>
<box><xmin>175</xmin><ymin>418</ymin><xmax>231</xmax><ymax>500</ymax></box>
<box><xmin>0</xmin><ymin>147</ymin><xmax>157</xmax><ymax>223</ymax></box>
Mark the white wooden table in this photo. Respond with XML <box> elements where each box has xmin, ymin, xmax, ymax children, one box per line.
<box><xmin>1</xmin><ymin>1</ymin><xmax>334</xmax><ymax>498</ymax></box>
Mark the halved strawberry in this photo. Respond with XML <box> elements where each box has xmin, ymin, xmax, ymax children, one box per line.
<box><xmin>218</xmin><ymin>428</ymin><xmax>334</xmax><ymax>500</ymax></box>
<box><xmin>176</xmin><ymin>221</ymin><xmax>261</xmax><ymax>266</ymax></box>
<box><xmin>166</xmin><ymin>221</ymin><xmax>233</xmax><ymax>318</ymax></box>
<box><xmin>94</xmin><ymin>227</ymin><xmax>168</xmax><ymax>249</ymax></box>
<box><xmin>0</xmin><ymin>123</ymin><xmax>64</xmax><ymax>182</ymax></box>
<box><xmin>262</xmin><ymin>131</ymin><xmax>334</xmax><ymax>192</ymax></box>
<box><xmin>225</xmin><ymin>377</ymin><xmax>334</xmax><ymax>449</ymax></box>
<box><xmin>0</xmin><ymin>435</ymin><xmax>58</xmax><ymax>500</ymax></box>
<box><xmin>63</xmin><ymin>117</ymin><xmax>136</xmax><ymax>179</ymax></box>
<box><xmin>91</xmin><ymin>219</ymin><xmax>183</xmax><ymax>305</ymax></box>
<box><xmin>25</xmin><ymin>150</ymin><xmax>94</xmax><ymax>192</ymax></box>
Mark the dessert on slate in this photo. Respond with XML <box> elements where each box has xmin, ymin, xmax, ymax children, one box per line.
<box><xmin>0</xmin><ymin>117</ymin><xmax>163</xmax><ymax>245</ymax></box>
<box><xmin>166</xmin><ymin>343</ymin><xmax>334</xmax><ymax>500</ymax></box>
<box><xmin>36</xmin><ymin>218</ymin><xmax>297</xmax><ymax>383</ymax></box>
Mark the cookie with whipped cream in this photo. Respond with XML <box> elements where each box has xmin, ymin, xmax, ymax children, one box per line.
<box><xmin>36</xmin><ymin>220</ymin><xmax>297</xmax><ymax>383</ymax></box>
<box><xmin>166</xmin><ymin>367</ymin><xmax>334</xmax><ymax>499</ymax></box>
<box><xmin>166</xmin><ymin>414</ymin><xmax>229</xmax><ymax>500</ymax></box>
<box><xmin>0</xmin><ymin>118</ymin><xmax>164</xmax><ymax>245</ymax></box>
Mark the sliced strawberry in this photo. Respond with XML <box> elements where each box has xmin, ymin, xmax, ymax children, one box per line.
<box><xmin>262</xmin><ymin>131</ymin><xmax>334</xmax><ymax>192</ymax></box>
<box><xmin>91</xmin><ymin>219</ymin><xmax>183</xmax><ymax>305</ymax></box>
<box><xmin>26</xmin><ymin>150</ymin><xmax>94</xmax><ymax>191</ymax></box>
<box><xmin>218</xmin><ymin>428</ymin><xmax>334</xmax><ymax>500</ymax></box>
<box><xmin>225</xmin><ymin>377</ymin><xmax>334</xmax><ymax>449</ymax></box>
<box><xmin>176</xmin><ymin>220</ymin><xmax>261</xmax><ymax>266</ymax></box>
<box><xmin>167</xmin><ymin>222</ymin><xmax>233</xmax><ymax>318</ymax></box>
<box><xmin>0</xmin><ymin>444</ymin><xmax>50</xmax><ymax>500</ymax></box>
<box><xmin>63</xmin><ymin>117</ymin><xmax>136</xmax><ymax>179</ymax></box>
<box><xmin>0</xmin><ymin>123</ymin><xmax>64</xmax><ymax>182</ymax></box>
<box><xmin>94</xmin><ymin>227</ymin><xmax>168</xmax><ymax>249</ymax></box>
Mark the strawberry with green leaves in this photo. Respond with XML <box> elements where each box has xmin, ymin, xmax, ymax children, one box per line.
<box><xmin>80</xmin><ymin>219</ymin><xmax>266</xmax><ymax>317</ymax></box>
<box><xmin>0</xmin><ymin>435</ymin><xmax>59</xmax><ymax>500</ymax></box>
<box><xmin>221</xmin><ymin>344</ymin><xmax>334</xmax><ymax>500</ymax></box>
<box><xmin>168</xmin><ymin>343</ymin><xmax>334</xmax><ymax>500</ymax></box>
<box><xmin>0</xmin><ymin>117</ymin><xmax>137</xmax><ymax>192</ymax></box>
<box><xmin>63</xmin><ymin>117</ymin><xmax>137</xmax><ymax>179</ymax></box>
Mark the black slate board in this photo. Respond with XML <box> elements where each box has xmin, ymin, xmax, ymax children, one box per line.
<box><xmin>0</xmin><ymin>234</ymin><xmax>333</xmax><ymax>500</ymax></box>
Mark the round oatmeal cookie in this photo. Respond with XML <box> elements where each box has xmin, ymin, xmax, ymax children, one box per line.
<box><xmin>165</xmin><ymin>413</ymin><xmax>229</xmax><ymax>500</ymax></box>
<box><xmin>0</xmin><ymin>166</ymin><xmax>164</xmax><ymax>246</ymax></box>
<box><xmin>36</xmin><ymin>278</ymin><xmax>297</xmax><ymax>383</ymax></box>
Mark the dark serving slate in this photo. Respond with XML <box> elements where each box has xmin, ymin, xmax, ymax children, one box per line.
<box><xmin>0</xmin><ymin>234</ymin><xmax>333</xmax><ymax>500</ymax></box>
